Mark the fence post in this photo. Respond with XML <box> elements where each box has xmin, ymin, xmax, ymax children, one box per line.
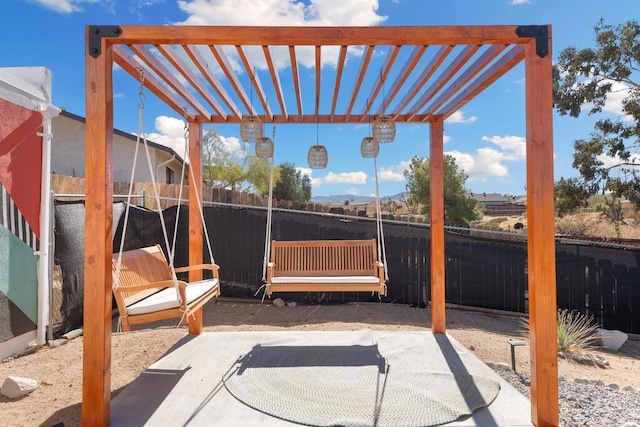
<box><xmin>141</xmin><ymin>188</ymin><xmax>146</xmax><ymax>208</ymax></box>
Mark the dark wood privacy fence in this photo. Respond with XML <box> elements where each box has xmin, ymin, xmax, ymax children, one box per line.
<box><xmin>53</xmin><ymin>201</ymin><xmax>640</xmax><ymax>334</ymax></box>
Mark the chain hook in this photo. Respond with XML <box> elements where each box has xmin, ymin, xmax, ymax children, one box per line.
<box><xmin>182</xmin><ymin>106</ymin><xmax>189</xmax><ymax>141</ymax></box>
<box><xmin>137</xmin><ymin>67</ymin><xmax>145</xmax><ymax>110</ymax></box>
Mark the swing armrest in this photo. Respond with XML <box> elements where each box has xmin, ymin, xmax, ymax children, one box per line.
<box><xmin>115</xmin><ymin>280</ymin><xmax>188</xmax><ymax>294</ymax></box>
<box><xmin>266</xmin><ymin>262</ymin><xmax>276</xmax><ymax>281</ymax></box>
<box><xmin>374</xmin><ymin>262</ymin><xmax>385</xmax><ymax>281</ymax></box>
<box><xmin>175</xmin><ymin>263</ymin><xmax>220</xmax><ymax>277</ymax></box>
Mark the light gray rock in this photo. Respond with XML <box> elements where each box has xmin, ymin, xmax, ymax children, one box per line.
<box><xmin>589</xmin><ymin>378</ymin><xmax>605</xmax><ymax>386</ymax></box>
<box><xmin>597</xmin><ymin>328</ymin><xmax>628</xmax><ymax>351</ymax></box>
<box><xmin>1</xmin><ymin>376</ymin><xmax>38</xmax><ymax>399</ymax></box>
<box><xmin>574</xmin><ymin>377</ymin><xmax>590</xmax><ymax>384</ymax></box>
<box><xmin>607</xmin><ymin>383</ymin><xmax>619</xmax><ymax>390</ymax></box>
<box><xmin>623</xmin><ymin>385</ymin><xmax>635</xmax><ymax>393</ymax></box>
<box><xmin>272</xmin><ymin>298</ymin><xmax>286</xmax><ymax>308</ymax></box>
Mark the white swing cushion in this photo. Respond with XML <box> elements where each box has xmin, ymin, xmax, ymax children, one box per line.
<box><xmin>269</xmin><ymin>276</ymin><xmax>380</xmax><ymax>284</ymax></box>
<box><xmin>126</xmin><ymin>278</ymin><xmax>219</xmax><ymax>316</ymax></box>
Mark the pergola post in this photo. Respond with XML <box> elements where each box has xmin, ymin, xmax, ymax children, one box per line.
<box><xmin>430</xmin><ymin>118</ymin><xmax>446</xmax><ymax>334</ymax></box>
<box><xmin>83</xmin><ymin>33</ymin><xmax>114</xmax><ymax>427</ymax></box>
<box><xmin>188</xmin><ymin>121</ymin><xmax>204</xmax><ymax>335</ymax></box>
<box><xmin>524</xmin><ymin>27</ymin><xmax>559</xmax><ymax>426</ymax></box>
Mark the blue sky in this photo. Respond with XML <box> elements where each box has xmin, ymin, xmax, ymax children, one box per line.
<box><xmin>2</xmin><ymin>0</ymin><xmax>638</xmax><ymax>199</ymax></box>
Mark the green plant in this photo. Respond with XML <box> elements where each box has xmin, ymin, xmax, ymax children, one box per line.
<box><xmin>520</xmin><ymin>308</ymin><xmax>600</xmax><ymax>353</ymax></box>
<box><xmin>556</xmin><ymin>309</ymin><xmax>600</xmax><ymax>353</ymax></box>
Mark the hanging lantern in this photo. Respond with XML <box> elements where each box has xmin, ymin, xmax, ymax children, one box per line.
<box><xmin>372</xmin><ymin>114</ymin><xmax>396</xmax><ymax>143</ymax></box>
<box><xmin>255</xmin><ymin>136</ymin><xmax>274</xmax><ymax>159</ymax></box>
<box><xmin>307</xmin><ymin>145</ymin><xmax>328</xmax><ymax>169</ymax></box>
<box><xmin>240</xmin><ymin>114</ymin><xmax>263</xmax><ymax>142</ymax></box>
<box><xmin>360</xmin><ymin>136</ymin><xmax>379</xmax><ymax>158</ymax></box>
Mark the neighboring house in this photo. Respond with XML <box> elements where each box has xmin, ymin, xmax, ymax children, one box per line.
<box><xmin>472</xmin><ymin>192</ymin><xmax>526</xmax><ymax>216</ymax></box>
<box><xmin>51</xmin><ymin>110</ymin><xmax>186</xmax><ymax>185</ymax></box>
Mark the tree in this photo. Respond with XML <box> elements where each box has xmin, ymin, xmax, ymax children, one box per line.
<box><xmin>382</xmin><ymin>197</ymin><xmax>398</xmax><ymax>216</ymax></box>
<box><xmin>272</xmin><ymin>162</ymin><xmax>312</xmax><ymax>202</ymax></box>
<box><xmin>201</xmin><ymin>128</ymin><xmax>274</xmax><ymax>195</ymax></box>
<box><xmin>403</xmin><ymin>155</ymin><xmax>482</xmax><ymax>225</ymax></box>
<box><xmin>553</xmin><ymin>19</ymin><xmax>640</xmax><ymax>212</ymax></box>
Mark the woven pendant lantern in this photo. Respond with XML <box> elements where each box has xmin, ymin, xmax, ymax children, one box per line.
<box><xmin>372</xmin><ymin>114</ymin><xmax>396</xmax><ymax>143</ymax></box>
<box><xmin>240</xmin><ymin>114</ymin><xmax>263</xmax><ymax>142</ymax></box>
<box><xmin>360</xmin><ymin>136</ymin><xmax>379</xmax><ymax>158</ymax></box>
<box><xmin>307</xmin><ymin>145</ymin><xmax>328</xmax><ymax>169</ymax></box>
<box><xmin>372</xmin><ymin>70</ymin><xmax>396</xmax><ymax>143</ymax></box>
<box><xmin>255</xmin><ymin>136</ymin><xmax>274</xmax><ymax>158</ymax></box>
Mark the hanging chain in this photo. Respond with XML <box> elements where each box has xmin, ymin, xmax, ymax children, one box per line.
<box><xmin>250</xmin><ymin>66</ymin><xmax>255</xmax><ymax>115</ymax></box>
<box><xmin>272</xmin><ymin>117</ymin><xmax>276</xmax><ymax>140</ymax></box>
<box><xmin>137</xmin><ymin>67</ymin><xmax>145</xmax><ymax>111</ymax></box>
<box><xmin>380</xmin><ymin>69</ymin><xmax>386</xmax><ymax>113</ymax></box>
<box><xmin>182</xmin><ymin>106</ymin><xmax>189</xmax><ymax>143</ymax></box>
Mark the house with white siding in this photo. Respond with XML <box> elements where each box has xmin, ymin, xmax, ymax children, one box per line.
<box><xmin>51</xmin><ymin>110</ymin><xmax>186</xmax><ymax>184</ymax></box>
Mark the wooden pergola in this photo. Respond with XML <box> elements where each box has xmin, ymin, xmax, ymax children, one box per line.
<box><xmin>84</xmin><ymin>25</ymin><xmax>557</xmax><ymax>426</ymax></box>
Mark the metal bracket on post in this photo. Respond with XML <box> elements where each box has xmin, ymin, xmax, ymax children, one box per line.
<box><xmin>88</xmin><ymin>25</ymin><xmax>122</xmax><ymax>58</ymax></box>
<box><xmin>515</xmin><ymin>25</ymin><xmax>549</xmax><ymax>58</ymax></box>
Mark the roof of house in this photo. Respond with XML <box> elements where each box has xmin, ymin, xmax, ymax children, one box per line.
<box><xmin>59</xmin><ymin>110</ymin><xmax>184</xmax><ymax>163</ymax></box>
<box><xmin>471</xmin><ymin>192</ymin><xmax>511</xmax><ymax>203</ymax></box>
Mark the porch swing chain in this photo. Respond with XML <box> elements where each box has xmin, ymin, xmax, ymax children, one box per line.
<box><xmin>113</xmin><ymin>69</ymin><xmax>147</xmax><ymax>292</ymax></box>
<box><xmin>182</xmin><ymin>124</ymin><xmax>216</xmax><ymax>269</ymax></box>
<box><xmin>261</xmin><ymin>120</ymin><xmax>276</xmax><ymax>286</ymax></box>
<box><xmin>113</xmin><ymin>68</ymin><xmax>181</xmax><ymax>304</ymax></box>
<box><xmin>373</xmin><ymin>155</ymin><xmax>389</xmax><ymax>282</ymax></box>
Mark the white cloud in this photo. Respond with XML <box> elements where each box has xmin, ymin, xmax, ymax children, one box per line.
<box><xmin>446</xmin><ymin>148</ymin><xmax>509</xmax><ymax>181</ymax></box>
<box><xmin>146</xmin><ymin>116</ymin><xmax>188</xmax><ymax>155</ymax></box>
<box><xmin>597</xmin><ymin>153</ymin><xmax>640</xmax><ymax>170</ymax></box>
<box><xmin>312</xmin><ymin>171</ymin><xmax>368</xmax><ymax>187</ymax></box>
<box><xmin>378</xmin><ymin>161</ymin><xmax>409</xmax><ymax>181</ymax></box>
<box><xmin>509</xmin><ymin>0</ymin><xmax>531</xmax><ymax>4</ymax></box>
<box><xmin>28</xmin><ymin>0</ymin><xmax>100</xmax><ymax>13</ymax></box>
<box><xmin>175</xmin><ymin>0</ymin><xmax>387</xmax><ymax>70</ymax></box>
<box><xmin>445</xmin><ymin>134</ymin><xmax>526</xmax><ymax>181</ymax></box>
<box><xmin>297</xmin><ymin>166</ymin><xmax>313</xmax><ymax>178</ymax></box>
<box><xmin>443</xmin><ymin>135</ymin><xmax>451</xmax><ymax>144</ymax></box>
<box><xmin>481</xmin><ymin>135</ymin><xmax>526</xmax><ymax>161</ymax></box>
<box><xmin>445</xmin><ymin>110</ymin><xmax>477</xmax><ymax>124</ymax></box>
<box><xmin>601</xmin><ymin>79</ymin><xmax>633</xmax><ymax>121</ymax></box>
<box><xmin>345</xmin><ymin>187</ymin><xmax>359</xmax><ymax>195</ymax></box>
<box><xmin>147</xmin><ymin>116</ymin><xmax>246</xmax><ymax>160</ymax></box>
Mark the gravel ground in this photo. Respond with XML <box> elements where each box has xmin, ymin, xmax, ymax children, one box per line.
<box><xmin>492</xmin><ymin>364</ymin><xmax>640</xmax><ymax>427</ymax></box>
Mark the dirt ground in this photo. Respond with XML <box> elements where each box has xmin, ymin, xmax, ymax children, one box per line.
<box><xmin>1</xmin><ymin>299</ymin><xmax>639</xmax><ymax>427</ymax></box>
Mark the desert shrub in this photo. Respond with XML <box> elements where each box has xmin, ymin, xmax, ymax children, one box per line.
<box><xmin>555</xmin><ymin>215</ymin><xmax>592</xmax><ymax>238</ymax></box>
<box><xmin>520</xmin><ymin>308</ymin><xmax>600</xmax><ymax>353</ymax></box>
<box><xmin>480</xmin><ymin>217</ymin><xmax>507</xmax><ymax>229</ymax></box>
<box><xmin>556</xmin><ymin>309</ymin><xmax>600</xmax><ymax>353</ymax></box>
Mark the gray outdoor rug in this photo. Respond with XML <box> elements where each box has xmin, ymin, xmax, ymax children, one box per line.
<box><xmin>222</xmin><ymin>330</ymin><xmax>501</xmax><ymax>426</ymax></box>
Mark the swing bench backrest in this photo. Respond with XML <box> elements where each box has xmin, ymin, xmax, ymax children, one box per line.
<box><xmin>114</xmin><ymin>246</ymin><xmax>174</xmax><ymax>307</ymax></box>
<box><xmin>265</xmin><ymin>239</ymin><xmax>386</xmax><ymax>296</ymax></box>
<box><xmin>112</xmin><ymin>244</ymin><xmax>221</xmax><ymax>331</ymax></box>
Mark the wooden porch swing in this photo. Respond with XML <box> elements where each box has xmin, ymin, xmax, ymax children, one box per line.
<box><xmin>259</xmin><ymin>122</ymin><xmax>388</xmax><ymax>297</ymax></box>
<box><xmin>110</xmin><ymin>74</ymin><xmax>220</xmax><ymax>331</ymax></box>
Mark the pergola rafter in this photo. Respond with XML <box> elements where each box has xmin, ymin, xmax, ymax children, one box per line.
<box><xmin>84</xmin><ymin>24</ymin><xmax>558</xmax><ymax>427</ymax></box>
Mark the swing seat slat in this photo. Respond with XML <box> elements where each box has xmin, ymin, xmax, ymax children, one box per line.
<box><xmin>112</xmin><ymin>244</ymin><xmax>220</xmax><ymax>331</ymax></box>
<box><xmin>265</xmin><ymin>239</ymin><xmax>386</xmax><ymax>296</ymax></box>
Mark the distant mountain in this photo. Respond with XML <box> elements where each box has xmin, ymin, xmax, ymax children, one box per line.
<box><xmin>311</xmin><ymin>192</ymin><xmax>408</xmax><ymax>204</ymax></box>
